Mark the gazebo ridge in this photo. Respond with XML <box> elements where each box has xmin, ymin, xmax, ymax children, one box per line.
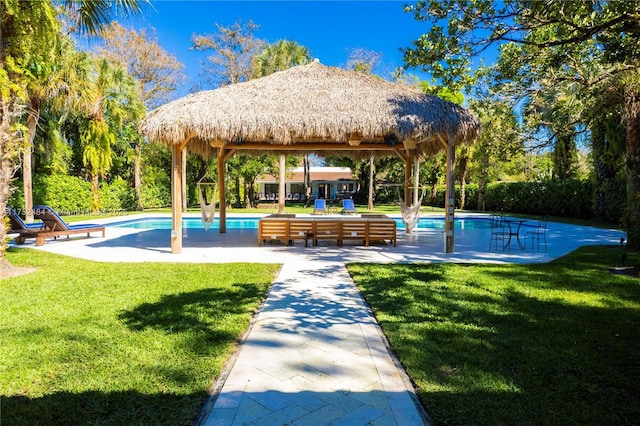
<box><xmin>139</xmin><ymin>60</ymin><xmax>480</xmax><ymax>253</ymax></box>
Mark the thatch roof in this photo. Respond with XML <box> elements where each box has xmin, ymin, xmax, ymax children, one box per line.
<box><xmin>139</xmin><ymin>60</ymin><xmax>480</xmax><ymax>159</ymax></box>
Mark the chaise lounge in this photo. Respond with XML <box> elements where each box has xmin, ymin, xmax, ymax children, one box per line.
<box><xmin>5</xmin><ymin>207</ymin><xmax>43</xmax><ymax>233</ymax></box>
<box><xmin>14</xmin><ymin>205</ymin><xmax>105</xmax><ymax>246</ymax></box>
<box><xmin>341</xmin><ymin>199</ymin><xmax>358</xmax><ymax>214</ymax></box>
<box><xmin>312</xmin><ymin>199</ymin><xmax>327</xmax><ymax>215</ymax></box>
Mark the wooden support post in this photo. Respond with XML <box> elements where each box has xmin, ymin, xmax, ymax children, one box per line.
<box><xmin>404</xmin><ymin>152</ymin><xmax>412</xmax><ymax>207</ymax></box>
<box><xmin>413</xmin><ymin>153</ymin><xmax>420</xmax><ymax>206</ymax></box>
<box><xmin>181</xmin><ymin>147</ymin><xmax>187</xmax><ymax>212</ymax></box>
<box><xmin>171</xmin><ymin>143</ymin><xmax>183</xmax><ymax>253</ymax></box>
<box><xmin>278</xmin><ymin>154</ymin><xmax>286</xmax><ymax>214</ymax></box>
<box><xmin>444</xmin><ymin>135</ymin><xmax>456</xmax><ymax>253</ymax></box>
<box><xmin>218</xmin><ymin>147</ymin><xmax>226</xmax><ymax>233</ymax></box>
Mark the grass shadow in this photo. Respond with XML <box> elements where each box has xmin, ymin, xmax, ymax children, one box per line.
<box><xmin>348</xmin><ymin>246</ymin><xmax>640</xmax><ymax>424</ymax></box>
<box><xmin>2</xmin><ymin>390</ymin><xmax>208</xmax><ymax>426</ymax></box>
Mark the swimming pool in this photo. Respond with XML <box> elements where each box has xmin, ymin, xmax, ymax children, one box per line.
<box><xmin>109</xmin><ymin>216</ymin><xmax>491</xmax><ymax>230</ymax></box>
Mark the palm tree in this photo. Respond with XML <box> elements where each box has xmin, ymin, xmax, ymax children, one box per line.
<box><xmin>77</xmin><ymin>58</ymin><xmax>145</xmax><ymax>210</ymax></box>
<box><xmin>252</xmin><ymin>40</ymin><xmax>311</xmax><ymax>213</ymax></box>
<box><xmin>0</xmin><ymin>0</ymin><xmax>145</xmax><ymax>267</ymax></box>
<box><xmin>22</xmin><ymin>35</ymin><xmax>90</xmax><ymax>222</ymax></box>
<box><xmin>252</xmin><ymin>40</ymin><xmax>311</xmax><ymax>78</ymax></box>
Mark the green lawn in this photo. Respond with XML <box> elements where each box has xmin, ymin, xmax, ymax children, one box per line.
<box><xmin>3</xmin><ymin>241</ymin><xmax>637</xmax><ymax>425</ymax></box>
<box><xmin>348</xmin><ymin>246</ymin><xmax>640</xmax><ymax>425</ymax></box>
<box><xmin>0</xmin><ymin>249</ymin><xmax>280</xmax><ymax>425</ymax></box>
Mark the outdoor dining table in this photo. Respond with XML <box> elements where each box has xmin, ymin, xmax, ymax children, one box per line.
<box><xmin>503</xmin><ymin>219</ymin><xmax>527</xmax><ymax>250</ymax></box>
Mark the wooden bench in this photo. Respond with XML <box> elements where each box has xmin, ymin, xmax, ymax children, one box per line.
<box><xmin>257</xmin><ymin>215</ymin><xmax>397</xmax><ymax>247</ymax></box>
<box><xmin>288</xmin><ymin>220</ymin><xmax>315</xmax><ymax>246</ymax></box>
<box><xmin>366</xmin><ymin>220</ymin><xmax>397</xmax><ymax>246</ymax></box>
<box><xmin>340</xmin><ymin>221</ymin><xmax>367</xmax><ymax>245</ymax></box>
<box><xmin>313</xmin><ymin>220</ymin><xmax>341</xmax><ymax>246</ymax></box>
<box><xmin>258</xmin><ymin>219</ymin><xmax>289</xmax><ymax>245</ymax></box>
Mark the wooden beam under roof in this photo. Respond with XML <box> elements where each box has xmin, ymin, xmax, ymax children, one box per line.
<box><xmin>218</xmin><ymin>142</ymin><xmax>404</xmax><ymax>151</ymax></box>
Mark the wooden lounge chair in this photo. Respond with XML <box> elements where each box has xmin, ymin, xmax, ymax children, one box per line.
<box><xmin>341</xmin><ymin>199</ymin><xmax>358</xmax><ymax>214</ymax></box>
<box><xmin>5</xmin><ymin>207</ymin><xmax>42</xmax><ymax>233</ymax></box>
<box><xmin>312</xmin><ymin>199</ymin><xmax>327</xmax><ymax>215</ymax></box>
<box><xmin>15</xmin><ymin>205</ymin><xmax>105</xmax><ymax>246</ymax></box>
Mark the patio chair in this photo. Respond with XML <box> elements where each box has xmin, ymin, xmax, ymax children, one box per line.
<box><xmin>312</xmin><ymin>199</ymin><xmax>327</xmax><ymax>215</ymax></box>
<box><xmin>488</xmin><ymin>214</ymin><xmax>507</xmax><ymax>251</ymax></box>
<box><xmin>14</xmin><ymin>205</ymin><xmax>105</xmax><ymax>246</ymax></box>
<box><xmin>5</xmin><ymin>207</ymin><xmax>42</xmax><ymax>233</ymax></box>
<box><xmin>524</xmin><ymin>215</ymin><xmax>548</xmax><ymax>251</ymax></box>
<box><xmin>341</xmin><ymin>198</ymin><xmax>358</xmax><ymax>214</ymax></box>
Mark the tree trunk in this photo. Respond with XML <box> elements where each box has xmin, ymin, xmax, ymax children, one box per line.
<box><xmin>303</xmin><ymin>154</ymin><xmax>311</xmax><ymax>206</ymax></box>
<box><xmin>181</xmin><ymin>148</ymin><xmax>187</xmax><ymax>212</ymax></box>
<box><xmin>591</xmin><ymin>119</ymin><xmax>618</xmax><ymax>220</ymax></box>
<box><xmin>553</xmin><ymin>134</ymin><xmax>576</xmax><ymax>179</ymax></box>
<box><xmin>0</xmin><ymin>106</ymin><xmax>17</xmax><ymax>259</ymax></box>
<box><xmin>234</xmin><ymin>175</ymin><xmax>241</xmax><ymax>207</ymax></box>
<box><xmin>476</xmin><ymin>142</ymin><xmax>490</xmax><ymax>211</ymax></box>
<box><xmin>458</xmin><ymin>147</ymin><xmax>468</xmax><ymax>210</ymax></box>
<box><xmin>413</xmin><ymin>155</ymin><xmax>420</xmax><ymax>206</ymax></box>
<box><xmin>23</xmin><ymin>100</ymin><xmax>40</xmax><ymax>223</ymax></box>
<box><xmin>367</xmin><ymin>155</ymin><xmax>374</xmax><ymax>210</ymax></box>
<box><xmin>134</xmin><ymin>144</ymin><xmax>142</xmax><ymax>210</ymax></box>
<box><xmin>278</xmin><ymin>154</ymin><xmax>285</xmax><ymax>214</ymax></box>
<box><xmin>91</xmin><ymin>173</ymin><xmax>100</xmax><ymax>212</ymax></box>
<box><xmin>624</xmin><ymin>89</ymin><xmax>640</xmax><ymax>249</ymax></box>
<box><xmin>0</xmin><ymin>153</ymin><xmax>12</xmax><ymax>260</ymax></box>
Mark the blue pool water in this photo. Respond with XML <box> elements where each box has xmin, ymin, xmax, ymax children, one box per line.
<box><xmin>110</xmin><ymin>216</ymin><xmax>491</xmax><ymax>230</ymax></box>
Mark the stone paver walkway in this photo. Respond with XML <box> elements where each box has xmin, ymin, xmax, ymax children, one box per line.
<box><xmin>200</xmin><ymin>261</ymin><xmax>430</xmax><ymax>426</ymax></box>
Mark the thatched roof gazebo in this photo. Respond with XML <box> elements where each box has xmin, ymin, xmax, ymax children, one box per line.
<box><xmin>139</xmin><ymin>60</ymin><xmax>480</xmax><ymax>254</ymax></box>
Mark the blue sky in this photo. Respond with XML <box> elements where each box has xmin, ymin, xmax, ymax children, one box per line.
<box><xmin>125</xmin><ymin>1</ymin><xmax>442</xmax><ymax>93</ymax></box>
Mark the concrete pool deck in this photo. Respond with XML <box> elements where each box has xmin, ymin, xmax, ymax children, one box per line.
<box><xmin>8</xmin><ymin>212</ymin><xmax>626</xmax><ymax>425</ymax></box>
<box><xmin>18</xmin><ymin>212</ymin><xmax>626</xmax><ymax>265</ymax></box>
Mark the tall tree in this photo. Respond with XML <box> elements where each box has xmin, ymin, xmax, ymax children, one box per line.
<box><xmin>251</xmin><ymin>39</ymin><xmax>311</xmax><ymax>212</ymax></box>
<box><xmin>95</xmin><ymin>22</ymin><xmax>184</xmax><ymax>109</ymax></box>
<box><xmin>77</xmin><ymin>58</ymin><xmax>145</xmax><ymax>210</ymax></box>
<box><xmin>95</xmin><ymin>22</ymin><xmax>184</xmax><ymax>209</ymax></box>
<box><xmin>347</xmin><ymin>48</ymin><xmax>383</xmax><ymax>209</ymax></box>
<box><xmin>1</xmin><ymin>1</ymin><xmax>59</xmax><ymax>268</ymax></box>
<box><xmin>252</xmin><ymin>39</ymin><xmax>310</xmax><ymax>77</ymax></box>
<box><xmin>403</xmin><ymin>0</ymin><xmax>640</xmax><ymax>248</ymax></box>
<box><xmin>0</xmin><ymin>0</ymin><xmax>145</xmax><ymax>268</ymax></box>
<box><xmin>191</xmin><ymin>20</ymin><xmax>264</xmax><ymax>89</ymax></box>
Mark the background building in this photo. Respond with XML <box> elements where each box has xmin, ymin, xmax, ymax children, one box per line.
<box><xmin>257</xmin><ymin>167</ymin><xmax>355</xmax><ymax>201</ymax></box>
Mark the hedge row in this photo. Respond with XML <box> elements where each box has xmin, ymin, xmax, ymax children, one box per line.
<box><xmin>429</xmin><ymin>179</ymin><xmax>625</xmax><ymax>224</ymax></box>
<box><xmin>10</xmin><ymin>175</ymin><xmax>140</xmax><ymax>214</ymax></box>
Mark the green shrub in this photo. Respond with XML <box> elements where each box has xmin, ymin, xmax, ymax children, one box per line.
<box><xmin>8</xmin><ymin>183</ymin><xmax>24</xmax><ymax>211</ymax></box>
<box><xmin>429</xmin><ymin>183</ymin><xmax>479</xmax><ymax>210</ymax></box>
<box><xmin>32</xmin><ymin>174</ymin><xmax>93</xmax><ymax>214</ymax></box>
<box><xmin>141</xmin><ymin>183</ymin><xmax>171</xmax><ymax>208</ymax></box>
<box><xmin>600</xmin><ymin>177</ymin><xmax>626</xmax><ymax>225</ymax></box>
<box><xmin>483</xmin><ymin>179</ymin><xmax>594</xmax><ymax>218</ymax></box>
<box><xmin>99</xmin><ymin>177</ymin><xmax>136</xmax><ymax>212</ymax></box>
<box><xmin>141</xmin><ymin>166</ymin><xmax>171</xmax><ymax>208</ymax></box>
<box><xmin>429</xmin><ymin>179</ymin><xmax>598</xmax><ymax>219</ymax></box>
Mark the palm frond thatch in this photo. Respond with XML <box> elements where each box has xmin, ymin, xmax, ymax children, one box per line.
<box><xmin>139</xmin><ymin>60</ymin><xmax>480</xmax><ymax>159</ymax></box>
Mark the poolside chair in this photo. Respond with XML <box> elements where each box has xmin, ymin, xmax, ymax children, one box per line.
<box><xmin>5</xmin><ymin>207</ymin><xmax>42</xmax><ymax>233</ymax></box>
<box><xmin>14</xmin><ymin>205</ymin><xmax>105</xmax><ymax>246</ymax></box>
<box><xmin>312</xmin><ymin>199</ymin><xmax>327</xmax><ymax>215</ymax></box>
<box><xmin>524</xmin><ymin>215</ymin><xmax>548</xmax><ymax>251</ymax></box>
<box><xmin>488</xmin><ymin>214</ymin><xmax>507</xmax><ymax>251</ymax></box>
<box><xmin>341</xmin><ymin>198</ymin><xmax>358</xmax><ymax>214</ymax></box>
